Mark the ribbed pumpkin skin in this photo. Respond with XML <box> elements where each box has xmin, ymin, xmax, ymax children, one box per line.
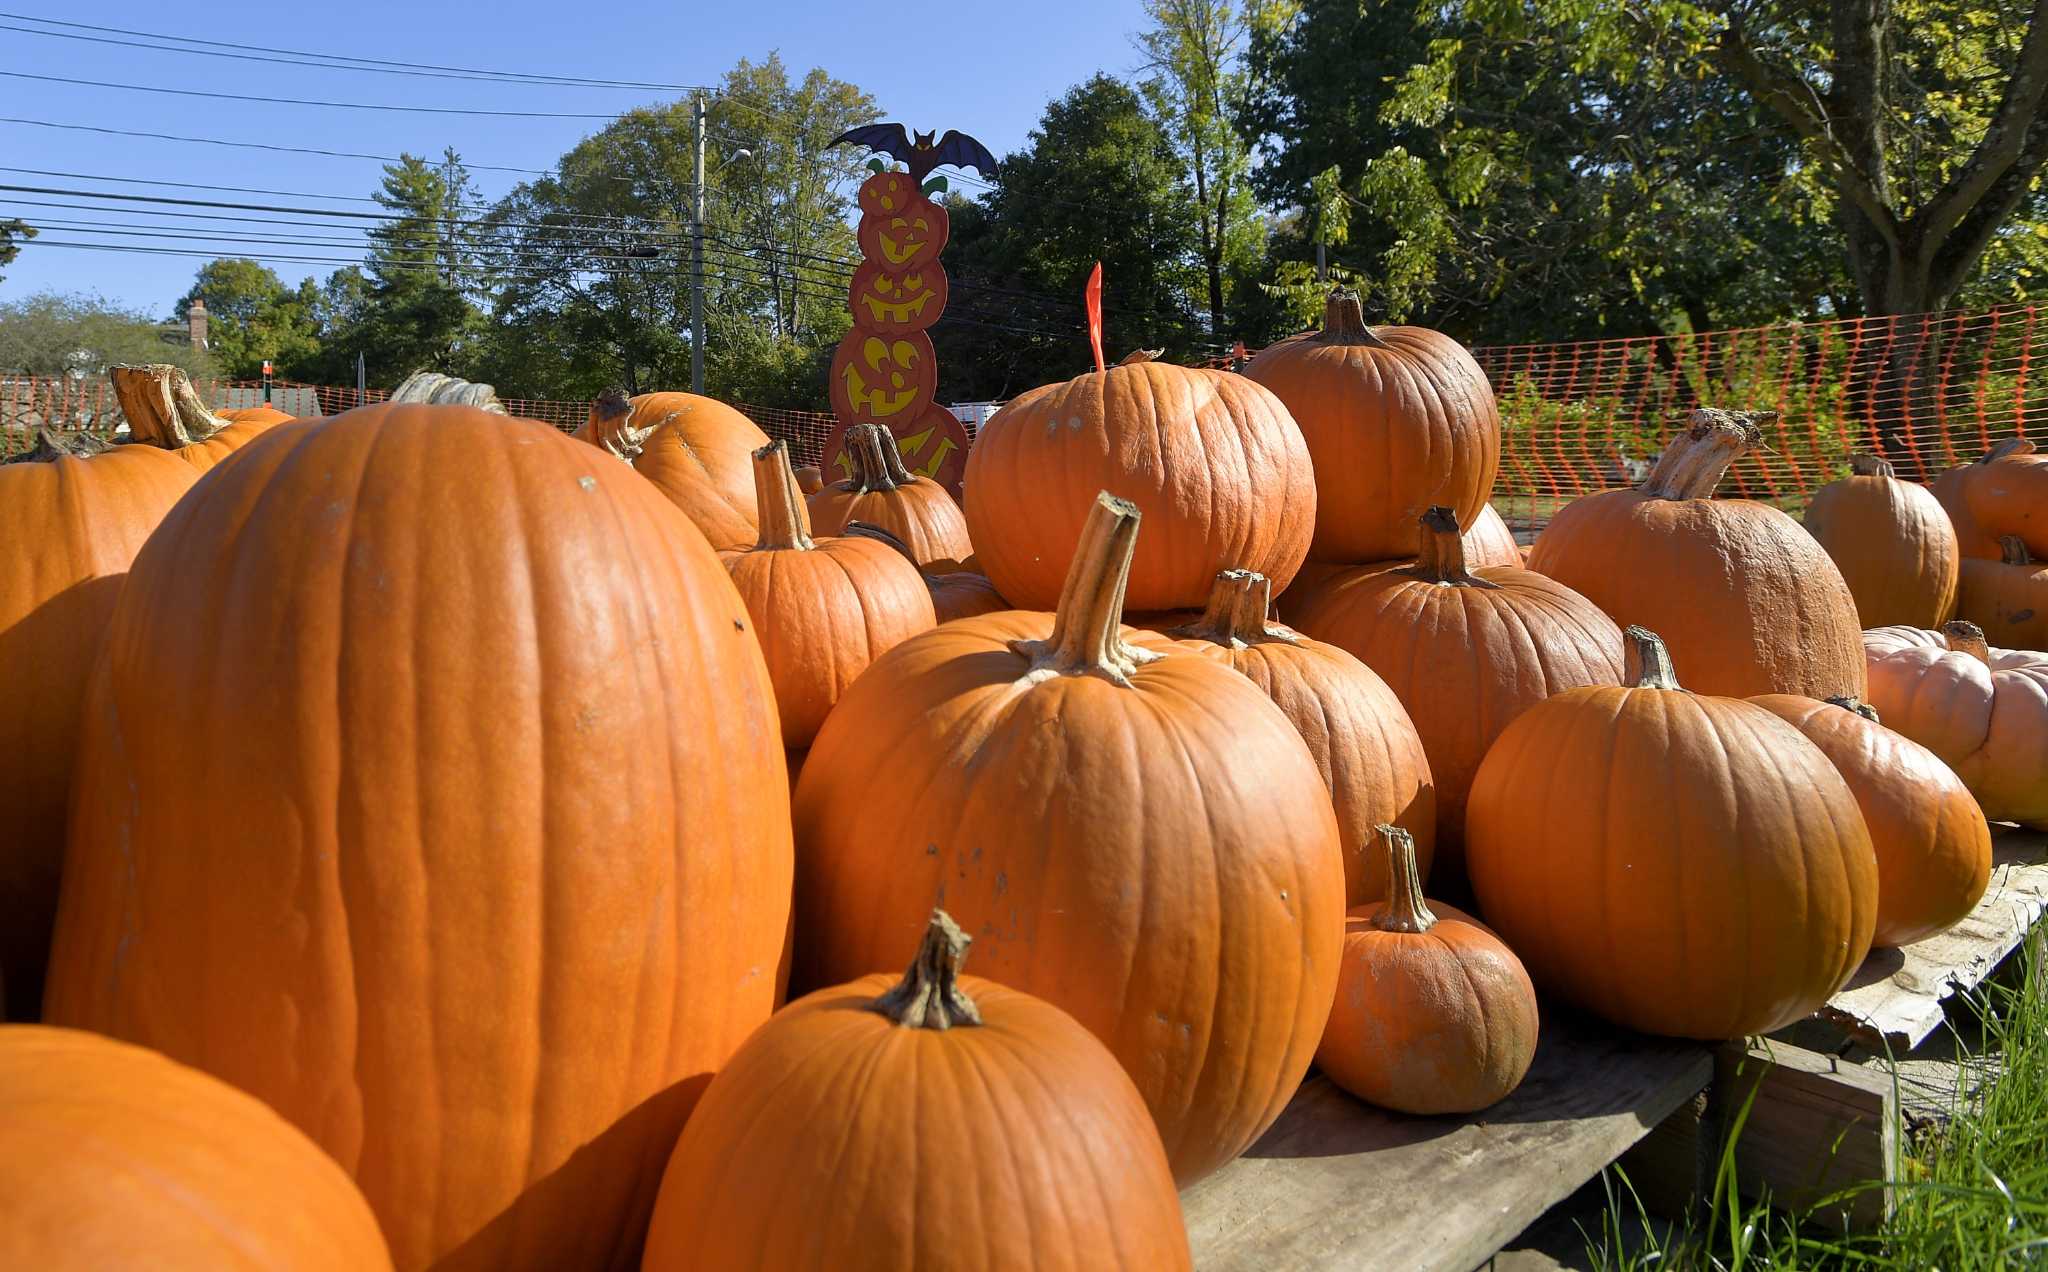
<box><xmin>44</xmin><ymin>406</ymin><xmax>794</xmax><ymax>1271</ymax></box>
<box><xmin>808</xmin><ymin>475</ymin><xmax>973</xmax><ymax>567</ymax></box>
<box><xmin>1241</xmin><ymin>304</ymin><xmax>1498</xmax><ymax>563</ymax></box>
<box><xmin>642</xmin><ymin>972</ymin><xmax>1190</xmax><ymax>1271</ymax></box>
<box><xmin>1863</xmin><ymin>626</ymin><xmax>2048</xmax><ymax>830</ymax></box>
<box><xmin>0</xmin><ymin>1026</ymin><xmax>393</xmax><ymax>1271</ymax></box>
<box><xmin>627</xmin><ymin>391</ymin><xmax>771</xmax><ymax>551</ymax></box>
<box><xmin>1462</xmin><ymin>503</ymin><xmax>1522</xmax><ymax>568</ymax></box>
<box><xmin>1957</xmin><ymin>548</ymin><xmax>2048</xmax><ymax>650</ymax></box>
<box><xmin>963</xmin><ymin>360</ymin><xmax>1315</xmax><ymax>610</ymax></box>
<box><xmin>1467</xmin><ymin>670</ymin><xmax>1877</xmax><ymax>1039</ymax></box>
<box><xmin>1803</xmin><ymin>469</ymin><xmax>1959</xmax><ymax>627</ymax></box>
<box><xmin>791</xmin><ymin>618</ymin><xmax>1344</xmax><ymax>1185</ymax></box>
<box><xmin>1748</xmin><ymin>695</ymin><xmax>1991</xmax><ymax>948</ymax></box>
<box><xmin>1530</xmin><ymin>490</ymin><xmax>1868</xmax><ymax>700</ymax></box>
<box><xmin>0</xmin><ymin>445</ymin><xmax>195</xmax><ymax>1020</ymax></box>
<box><xmin>1933</xmin><ymin>443</ymin><xmax>2048</xmax><ymax>559</ymax></box>
<box><xmin>175</xmin><ymin>407</ymin><xmax>295</xmax><ymax>472</ymax></box>
<box><xmin>928</xmin><ymin>568</ymin><xmax>1009</xmax><ymax>622</ymax></box>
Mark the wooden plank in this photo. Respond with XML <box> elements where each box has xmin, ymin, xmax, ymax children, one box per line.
<box><xmin>1819</xmin><ymin>826</ymin><xmax>2048</xmax><ymax>1052</ymax></box>
<box><xmin>1181</xmin><ymin>1011</ymin><xmax>1710</xmax><ymax>1272</ymax></box>
<box><xmin>1718</xmin><ymin>1039</ymin><xmax>1897</xmax><ymax>1233</ymax></box>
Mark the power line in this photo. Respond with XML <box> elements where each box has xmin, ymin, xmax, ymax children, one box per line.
<box><xmin>0</xmin><ymin>117</ymin><xmax>570</xmax><ymax>177</ymax></box>
<box><xmin>0</xmin><ymin>70</ymin><xmax>640</xmax><ymax>119</ymax></box>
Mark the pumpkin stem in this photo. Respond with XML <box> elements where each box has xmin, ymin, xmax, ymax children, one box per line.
<box><xmin>1826</xmin><ymin>695</ymin><xmax>1882</xmax><ymax>724</ymax></box>
<box><xmin>589</xmin><ymin>387</ymin><xmax>632</xmax><ymax>429</ymax></box>
<box><xmin>5</xmin><ymin>429</ymin><xmax>109</xmax><ymax>464</ymax></box>
<box><xmin>1371</xmin><ymin>825</ymin><xmax>1437</xmax><ymax>934</ymax></box>
<box><xmin>1942</xmin><ymin>620</ymin><xmax>1992</xmax><ymax>663</ymax></box>
<box><xmin>1848</xmin><ymin>453</ymin><xmax>1896</xmax><ymax>479</ymax></box>
<box><xmin>1401</xmin><ymin>506</ymin><xmax>1503</xmax><ymax>589</ymax></box>
<box><xmin>1622</xmin><ymin>626</ymin><xmax>1684</xmax><ymax>690</ymax></box>
<box><xmin>869</xmin><ymin>909</ymin><xmax>982</xmax><ymax>1030</ymax></box>
<box><xmin>1639</xmin><ymin>408</ymin><xmax>1774</xmax><ymax>500</ymax></box>
<box><xmin>842</xmin><ymin>520</ymin><xmax>920</xmax><ymax>566</ymax></box>
<box><xmin>1999</xmin><ymin>535</ymin><xmax>2033</xmax><ymax>567</ymax></box>
<box><xmin>1979</xmin><ymin>437</ymin><xmax>2036</xmax><ymax>463</ymax></box>
<box><xmin>111</xmin><ymin>363</ymin><xmax>230</xmax><ymax>448</ymax></box>
<box><xmin>1117</xmin><ymin>348</ymin><xmax>1165</xmax><ymax>366</ymax></box>
<box><xmin>841</xmin><ymin>425</ymin><xmax>903</xmax><ymax>494</ymax></box>
<box><xmin>1009</xmin><ymin>491</ymin><xmax>1163</xmax><ymax>686</ymax></box>
<box><xmin>874</xmin><ymin>425</ymin><xmax>917</xmax><ymax>485</ymax></box>
<box><xmin>750</xmin><ymin>441</ymin><xmax>815</xmax><ymax>551</ymax></box>
<box><xmin>1314</xmin><ymin>290</ymin><xmax>1394</xmax><ymax>349</ymax></box>
<box><xmin>1167</xmin><ymin>569</ymin><xmax>1293</xmax><ymax>648</ymax></box>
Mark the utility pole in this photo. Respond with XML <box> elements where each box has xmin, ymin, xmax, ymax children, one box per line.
<box><xmin>690</xmin><ymin>92</ymin><xmax>707</xmax><ymax>395</ymax></box>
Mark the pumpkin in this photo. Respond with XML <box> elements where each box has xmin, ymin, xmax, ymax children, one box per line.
<box><xmin>1863</xmin><ymin>621</ymin><xmax>2048</xmax><ymax>830</ymax></box>
<box><xmin>1748</xmin><ymin>694</ymin><xmax>1991</xmax><ymax>948</ymax></box>
<box><xmin>848</xmin><ymin>259</ymin><xmax>949</xmax><ymax>335</ymax></box>
<box><xmin>965</xmin><ymin>352</ymin><xmax>1316</xmax><ymax>611</ymax></box>
<box><xmin>722</xmin><ymin>442</ymin><xmax>935</xmax><ymax>748</ymax></box>
<box><xmin>0</xmin><ymin>433</ymin><xmax>196</xmax><ymax>1021</ymax></box>
<box><xmin>794</xmin><ymin>462</ymin><xmax>825</xmax><ymax>495</ymax></box>
<box><xmin>809</xmin><ymin>424</ymin><xmax>973</xmax><ymax>568</ymax></box>
<box><xmin>1802</xmin><ymin>453</ymin><xmax>1959</xmax><ymax>628</ymax></box>
<box><xmin>1933</xmin><ymin>437</ymin><xmax>2048</xmax><ymax>559</ymax></box>
<box><xmin>626</xmin><ymin>391</ymin><xmax>772</xmax><ymax>551</ymax></box>
<box><xmin>1288</xmin><ymin>506</ymin><xmax>1624</xmax><ymax>873</ymax></box>
<box><xmin>0</xmin><ymin>1025</ymin><xmax>393</xmax><ymax>1270</ymax></box>
<box><xmin>1241</xmin><ymin>291</ymin><xmax>1499</xmax><ymax>563</ymax></box>
<box><xmin>1958</xmin><ymin>536</ymin><xmax>2048</xmax><ymax>651</ymax></box>
<box><xmin>830</xmin><ymin>329</ymin><xmax>938</xmax><ymax>427</ymax></box>
<box><xmin>110</xmin><ymin>363</ymin><xmax>287</xmax><ymax>473</ymax></box>
<box><xmin>388</xmin><ymin>369</ymin><xmax>505</xmax><ymax>411</ymax></box>
<box><xmin>642</xmin><ymin>911</ymin><xmax>1191</xmax><ymax>1271</ymax></box>
<box><xmin>1316</xmin><ymin>826</ymin><xmax>1538</xmax><ymax>1114</ymax></box>
<box><xmin>1163</xmin><ymin>569</ymin><xmax>1436</xmax><ymax>905</ymax></box>
<box><xmin>1462</xmin><ymin>502</ymin><xmax>1522</xmax><ymax>568</ymax></box>
<box><xmin>571</xmin><ymin>387</ymin><xmax>654</xmax><ymax>461</ymax></box>
<box><xmin>1467</xmin><ymin>627</ymin><xmax>1877</xmax><ymax>1039</ymax></box>
<box><xmin>855</xmin><ymin>175</ymin><xmax>949</xmax><ymax>269</ymax></box>
<box><xmin>44</xmin><ymin>405</ymin><xmax>795</xmax><ymax>1270</ymax></box>
<box><xmin>791</xmin><ymin>492</ymin><xmax>1345</xmax><ymax>1184</ymax></box>
<box><xmin>1528</xmin><ymin>408</ymin><xmax>1868</xmax><ymax>700</ymax></box>
<box><xmin>842</xmin><ymin>520</ymin><xmax>1010</xmax><ymax>622</ymax></box>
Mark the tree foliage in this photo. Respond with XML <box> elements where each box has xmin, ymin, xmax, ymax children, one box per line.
<box><xmin>176</xmin><ymin>259</ymin><xmax>322</xmax><ymax>379</ymax></box>
<box><xmin>0</xmin><ymin>218</ymin><xmax>32</xmax><ymax>286</ymax></box>
<box><xmin>0</xmin><ymin>291</ymin><xmax>215</xmax><ymax>378</ymax></box>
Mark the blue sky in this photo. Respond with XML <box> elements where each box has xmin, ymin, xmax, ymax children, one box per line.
<box><xmin>0</xmin><ymin>0</ymin><xmax>1153</xmax><ymax>313</ymax></box>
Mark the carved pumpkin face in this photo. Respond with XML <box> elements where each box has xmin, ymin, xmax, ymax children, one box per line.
<box><xmin>821</xmin><ymin>404</ymin><xmax>972</xmax><ymax>498</ymax></box>
<box><xmin>830</xmin><ymin>329</ymin><xmax>937</xmax><ymax>425</ymax></box>
<box><xmin>858</xmin><ymin>197</ymin><xmax>949</xmax><ymax>272</ymax></box>
<box><xmin>856</xmin><ymin>169</ymin><xmax>922</xmax><ymax>220</ymax></box>
<box><xmin>848</xmin><ymin>260</ymin><xmax>949</xmax><ymax>335</ymax></box>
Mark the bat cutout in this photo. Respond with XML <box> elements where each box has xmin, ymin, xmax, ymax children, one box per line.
<box><xmin>830</xmin><ymin>122</ymin><xmax>999</xmax><ymax>182</ymax></box>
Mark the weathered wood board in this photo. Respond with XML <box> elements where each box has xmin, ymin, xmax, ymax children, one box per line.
<box><xmin>1819</xmin><ymin>826</ymin><xmax>2048</xmax><ymax>1053</ymax></box>
<box><xmin>1182</xmin><ymin>1012</ymin><xmax>1710</xmax><ymax>1272</ymax></box>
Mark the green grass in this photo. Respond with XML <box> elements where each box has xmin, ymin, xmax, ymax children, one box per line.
<box><xmin>1584</xmin><ymin>937</ymin><xmax>2048</xmax><ymax>1270</ymax></box>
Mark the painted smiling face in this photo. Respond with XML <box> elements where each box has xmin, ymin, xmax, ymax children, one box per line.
<box><xmin>848</xmin><ymin>260</ymin><xmax>949</xmax><ymax>335</ymax></box>
<box><xmin>857</xmin><ymin>196</ymin><xmax>949</xmax><ymax>272</ymax></box>
<box><xmin>830</xmin><ymin>329</ymin><xmax>938</xmax><ymax>424</ymax></box>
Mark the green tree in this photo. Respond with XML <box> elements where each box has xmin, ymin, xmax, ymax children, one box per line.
<box><xmin>0</xmin><ymin>291</ymin><xmax>214</xmax><ymax>378</ymax></box>
<box><xmin>0</xmin><ymin>217</ymin><xmax>32</xmax><ymax>284</ymax></box>
<box><xmin>176</xmin><ymin>259</ymin><xmax>323</xmax><ymax>378</ymax></box>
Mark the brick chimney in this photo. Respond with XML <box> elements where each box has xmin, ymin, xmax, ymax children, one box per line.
<box><xmin>186</xmin><ymin>297</ymin><xmax>209</xmax><ymax>349</ymax></box>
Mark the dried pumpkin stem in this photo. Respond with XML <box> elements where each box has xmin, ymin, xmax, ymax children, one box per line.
<box><xmin>1009</xmin><ymin>491</ymin><xmax>1162</xmax><ymax>686</ymax></box>
<box><xmin>1639</xmin><ymin>408</ymin><xmax>1773</xmax><ymax>501</ymax></box>
<box><xmin>111</xmin><ymin>363</ymin><xmax>229</xmax><ymax>448</ymax></box>
<box><xmin>1402</xmin><ymin>505</ymin><xmax>1501</xmax><ymax>589</ymax></box>
<box><xmin>1826</xmin><ymin>695</ymin><xmax>1882</xmax><ymax>723</ymax></box>
<box><xmin>1980</xmin><ymin>437</ymin><xmax>2036</xmax><ymax>463</ymax></box>
<box><xmin>1622</xmin><ymin>625</ymin><xmax>1683</xmax><ymax>690</ymax></box>
<box><xmin>5</xmin><ymin>429</ymin><xmax>108</xmax><ymax>464</ymax></box>
<box><xmin>843</xmin><ymin>424</ymin><xmax>901</xmax><ymax>494</ymax></box>
<box><xmin>873</xmin><ymin>425</ymin><xmax>916</xmax><ymax>485</ymax></box>
<box><xmin>1314</xmin><ymin>290</ymin><xmax>1393</xmax><ymax>350</ymax></box>
<box><xmin>1169</xmin><ymin>569</ymin><xmax>1287</xmax><ymax>648</ymax></box>
<box><xmin>1848</xmin><ymin>454</ymin><xmax>1896</xmax><ymax>479</ymax></box>
<box><xmin>1372</xmin><ymin>825</ymin><xmax>1436</xmax><ymax>933</ymax></box>
<box><xmin>2000</xmin><ymin>535</ymin><xmax>2033</xmax><ymax>567</ymax></box>
<box><xmin>869</xmin><ymin>909</ymin><xmax>981</xmax><ymax>1030</ymax></box>
<box><xmin>750</xmin><ymin>441</ymin><xmax>815</xmax><ymax>552</ymax></box>
<box><xmin>1943</xmin><ymin>620</ymin><xmax>1992</xmax><ymax>663</ymax></box>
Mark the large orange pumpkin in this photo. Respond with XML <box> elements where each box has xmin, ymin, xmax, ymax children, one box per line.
<box><xmin>1803</xmin><ymin>454</ymin><xmax>1959</xmax><ymax>628</ymax></box>
<box><xmin>1467</xmin><ymin>627</ymin><xmax>1878</xmax><ymax>1039</ymax></box>
<box><xmin>642</xmin><ymin>912</ymin><xmax>1191</xmax><ymax>1271</ymax></box>
<box><xmin>1957</xmin><ymin>536</ymin><xmax>2048</xmax><ymax>650</ymax></box>
<box><xmin>1528</xmin><ymin>409</ymin><xmax>1867</xmax><ymax>700</ymax></box>
<box><xmin>1748</xmin><ymin>694</ymin><xmax>1990</xmax><ymax>948</ymax></box>
<box><xmin>1933</xmin><ymin>437</ymin><xmax>2048</xmax><ymax>559</ymax></box>
<box><xmin>0</xmin><ymin>1025</ymin><xmax>393</xmax><ymax>1270</ymax></box>
<box><xmin>1288</xmin><ymin>507</ymin><xmax>1624</xmax><ymax>873</ymax></box>
<box><xmin>111</xmin><ymin>363</ymin><xmax>288</xmax><ymax>473</ymax></box>
<box><xmin>791</xmin><ymin>492</ymin><xmax>1345</xmax><ymax>1184</ymax></box>
<box><xmin>0</xmin><ymin>433</ymin><xmax>196</xmax><ymax>1020</ymax></box>
<box><xmin>1162</xmin><ymin>569</ymin><xmax>1435</xmax><ymax>905</ymax></box>
<box><xmin>964</xmin><ymin>351</ymin><xmax>1315</xmax><ymax>611</ymax></box>
<box><xmin>1863</xmin><ymin>622</ymin><xmax>2048</xmax><ymax>830</ymax></box>
<box><xmin>44</xmin><ymin>405</ymin><xmax>795</xmax><ymax>1271</ymax></box>
<box><xmin>626</xmin><ymin>390</ymin><xmax>771</xmax><ymax>551</ymax></box>
<box><xmin>1242</xmin><ymin>291</ymin><xmax>1499</xmax><ymax>563</ymax></box>
<box><xmin>1316</xmin><ymin>826</ymin><xmax>1538</xmax><ymax>1115</ymax></box>
<box><xmin>1462</xmin><ymin>502</ymin><xmax>1523</xmax><ymax>568</ymax></box>
<box><xmin>722</xmin><ymin>441</ymin><xmax>935</xmax><ymax>748</ymax></box>
<box><xmin>808</xmin><ymin>423</ymin><xmax>973</xmax><ymax>568</ymax></box>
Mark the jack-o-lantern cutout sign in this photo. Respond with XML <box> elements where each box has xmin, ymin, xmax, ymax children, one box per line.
<box><xmin>820</xmin><ymin>403</ymin><xmax>972</xmax><ymax>497</ymax></box>
<box><xmin>830</xmin><ymin>328</ymin><xmax>937</xmax><ymax>425</ymax></box>
<box><xmin>856</xmin><ymin>169</ymin><xmax>923</xmax><ymax>219</ymax></box>
<box><xmin>849</xmin><ymin>259</ymin><xmax>950</xmax><ymax>335</ymax></box>
<box><xmin>857</xmin><ymin>195</ymin><xmax>949</xmax><ymax>272</ymax></box>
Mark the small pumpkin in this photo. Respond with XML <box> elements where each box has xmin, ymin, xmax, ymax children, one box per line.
<box><xmin>1803</xmin><ymin>454</ymin><xmax>1960</xmax><ymax>628</ymax></box>
<box><xmin>793</xmin><ymin>492</ymin><xmax>1345</xmax><ymax>1184</ymax></box>
<box><xmin>842</xmin><ymin>520</ymin><xmax>1010</xmax><ymax>622</ymax></box>
<box><xmin>722</xmin><ymin>442</ymin><xmax>935</xmax><ymax>748</ymax></box>
<box><xmin>1242</xmin><ymin>290</ymin><xmax>1499</xmax><ymax>563</ymax></box>
<box><xmin>0</xmin><ymin>1025</ymin><xmax>393</xmax><ymax>1270</ymax></box>
<box><xmin>1462</xmin><ymin>503</ymin><xmax>1522</xmax><ymax>568</ymax></box>
<box><xmin>1863</xmin><ymin>621</ymin><xmax>2048</xmax><ymax>830</ymax></box>
<box><xmin>1933</xmin><ymin>437</ymin><xmax>2048</xmax><ymax>560</ymax></box>
<box><xmin>1316</xmin><ymin>826</ymin><xmax>1538</xmax><ymax>1115</ymax></box>
<box><xmin>1748</xmin><ymin>694</ymin><xmax>1991</xmax><ymax>948</ymax></box>
<box><xmin>642</xmin><ymin>911</ymin><xmax>1191</xmax><ymax>1271</ymax></box>
<box><xmin>1163</xmin><ymin>569</ymin><xmax>1436</xmax><ymax>905</ymax></box>
<box><xmin>1467</xmin><ymin>627</ymin><xmax>1877</xmax><ymax>1040</ymax></box>
<box><xmin>110</xmin><ymin>363</ymin><xmax>287</xmax><ymax>472</ymax></box>
<box><xmin>1529</xmin><ymin>409</ymin><xmax>1867</xmax><ymax>700</ymax></box>
<box><xmin>1288</xmin><ymin>506</ymin><xmax>1624</xmax><ymax>872</ymax></box>
<box><xmin>1957</xmin><ymin>536</ymin><xmax>2048</xmax><ymax>651</ymax></box>
<box><xmin>626</xmin><ymin>391</ymin><xmax>772</xmax><ymax>551</ymax></box>
<box><xmin>809</xmin><ymin>423</ymin><xmax>973</xmax><ymax>568</ymax></box>
<box><xmin>794</xmin><ymin>463</ymin><xmax>825</xmax><ymax>495</ymax></box>
<box><xmin>966</xmin><ymin>351</ymin><xmax>1316</xmax><ymax>611</ymax></box>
